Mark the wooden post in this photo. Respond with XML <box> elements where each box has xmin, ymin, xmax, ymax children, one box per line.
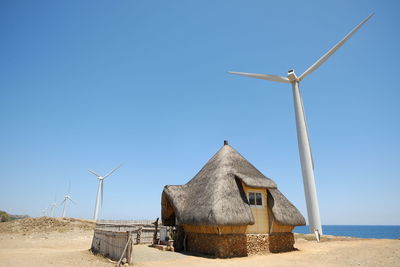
<box><xmin>128</xmin><ymin>231</ymin><xmax>134</xmax><ymax>265</ymax></box>
<box><xmin>152</xmin><ymin>217</ymin><xmax>159</xmax><ymax>244</ymax></box>
<box><xmin>116</xmin><ymin>232</ymin><xmax>132</xmax><ymax>267</ymax></box>
<box><xmin>183</xmin><ymin>233</ymin><xmax>187</xmax><ymax>252</ymax></box>
<box><xmin>126</xmin><ymin>231</ymin><xmax>133</xmax><ymax>265</ymax></box>
<box><xmin>136</xmin><ymin>226</ymin><xmax>143</xmax><ymax>245</ymax></box>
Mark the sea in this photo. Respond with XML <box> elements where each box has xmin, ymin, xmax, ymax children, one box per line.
<box><xmin>294</xmin><ymin>225</ymin><xmax>400</xmax><ymax>239</ymax></box>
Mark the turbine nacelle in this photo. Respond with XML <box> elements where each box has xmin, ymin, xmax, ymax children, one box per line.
<box><xmin>287</xmin><ymin>69</ymin><xmax>298</xmax><ymax>82</ymax></box>
<box><xmin>63</xmin><ymin>195</ymin><xmax>75</xmax><ymax>201</ymax></box>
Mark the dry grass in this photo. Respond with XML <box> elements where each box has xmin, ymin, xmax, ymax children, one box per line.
<box><xmin>0</xmin><ymin>216</ymin><xmax>96</xmax><ymax>234</ymax></box>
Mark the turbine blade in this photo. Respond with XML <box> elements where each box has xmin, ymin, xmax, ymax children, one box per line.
<box><xmin>299</xmin><ymin>13</ymin><xmax>374</xmax><ymax>81</ymax></box>
<box><xmin>88</xmin><ymin>169</ymin><xmax>101</xmax><ymax>177</ymax></box>
<box><xmin>229</xmin><ymin>71</ymin><xmax>290</xmax><ymax>83</ymax></box>
<box><xmin>103</xmin><ymin>164</ymin><xmax>122</xmax><ymax>179</ymax></box>
<box><xmin>67</xmin><ymin>196</ymin><xmax>76</xmax><ymax>204</ymax></box>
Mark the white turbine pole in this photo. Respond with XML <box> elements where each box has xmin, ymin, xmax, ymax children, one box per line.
<box><xmin>292</xmin><ymin>81</ymin><xmax>322</xmax><ymax>237</ymax></box>
<box><xmin>62</xmin><ymin>199</ymin><xmax>68</xmax><ymax>218</ymax></box>
<box><xmin>50</xmin><ymin>202</ymin><xmax>58</xmax><ymax>217</ymax></box>
<box><xmin>229</xmin><ymin>14</ymin><xmax>373</xmax><ymax>241</ymax></box>
<box><xmin>93</xmin><ymin>179</ymin><xmax>103</xmax><ymax>221</ymax></box>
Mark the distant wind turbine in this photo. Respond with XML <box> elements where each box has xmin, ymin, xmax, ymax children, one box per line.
<box><xmin>60</xmin><ymin>182</ymin><xmax>76</xmax><ymax>218</ymax></box>
<box><xmin>41</xmin><ymin>208</ymin><xmax>48</xmax><ymax>216</ymax></box>
<box><xmin>229</xmin><ymin>14</ymin><xmax>374</xmax><ymax>241</ymax></box>
<box><xmin>49</xmin><ymin>200</ymin><xmax>59</xmax><ymax>217</ymax></box>
<box><xmin>88</xmin><ymin>165</ymin><xmax>122</xmax><ymax>221</ymax></box>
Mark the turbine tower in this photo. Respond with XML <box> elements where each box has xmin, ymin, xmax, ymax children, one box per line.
<box><xmin>88</xmin><ymin>165</ymin><xmax>122</xmax><ymax>221</ymax></box>
<box><xmin>60</xmin><ymin>182</ymin><xmax>76</xmax><ymax>218</ymax></box>
<box><xmin>230</xmin><ymin>14</ymin><xmax>374</xmax><ymax>240</ymax></box>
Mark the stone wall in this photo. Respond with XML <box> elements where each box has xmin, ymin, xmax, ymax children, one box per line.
<box><xmin>268</xmin><ymin>232</ymin><xmax>295</xmax><ymax>253</ymax></box>
<box><xmin>246</xmin><ymin>234</ymin><xmax>269</xmax><ymax>255</ymax></box>
<box><xmin>187</xmin><ymin>232</ymin><xmax>247</xmax><ymax>257</ymax></box>
<box><xmin>185</xmin><ymin>232</ymin><xmax>294</xmax><ymax>257</ymax></box>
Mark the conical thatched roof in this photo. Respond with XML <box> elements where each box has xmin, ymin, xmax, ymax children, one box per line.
<box><xmin>162</xmin><ymin>143</ymin><xmax>305</xmax><ymax>227</ymax></box>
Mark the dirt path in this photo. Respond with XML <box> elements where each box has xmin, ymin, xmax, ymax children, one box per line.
<box><xmin>132</xmin><ymin>238</ymin><xmax>400</xmax><ymax>267</ymax></box>
<box><xmin>0</xmin><ymin>232</ymin><xmax>111</xmax><ymax>267</ymax></box>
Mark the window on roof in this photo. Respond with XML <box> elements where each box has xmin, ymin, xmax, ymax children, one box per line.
<box><xmin>248</xmin><ymin>191</ymin><xmax>263</xmax><ymax>207</ymax></box>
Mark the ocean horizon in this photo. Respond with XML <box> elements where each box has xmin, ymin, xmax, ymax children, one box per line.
<box><xmin>294</xmin><ymin>225</ymin><xmax>400</xmax><ymax>239</ymax></box>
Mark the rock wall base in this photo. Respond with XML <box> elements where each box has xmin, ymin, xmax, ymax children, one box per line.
<box><xmin>186</xmin><ymin>232</ymin><xmax>294</xmax><ymax>257</ymax></box>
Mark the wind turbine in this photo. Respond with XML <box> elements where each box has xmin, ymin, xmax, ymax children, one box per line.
<box><xmin>60</xmin><ymin>182</ymin><xmax>76</xmax><ymax>218</ymax></box>
<box><xmin>88</xmin><ymin>165</ymin><xmax>122</xmax><ymax>221</ymax></box>
<box><xmin>41</xmin><ymin>208</ymin><xmax>48</xmax><ymax>216</ymax></box>
<box><xmin>229</xmin><ymin>14</ymin><xmax>374</xmax><ymax>240</ymax></box>
<box><xmin>49</xmin><ymin>200</ymin><xmax>59</xmax><ymax>217</ymax></box>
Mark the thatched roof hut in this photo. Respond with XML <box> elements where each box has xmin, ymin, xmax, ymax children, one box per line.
<box><xmin>162</xmin><ymin>142</ymin><xmax>305</xmax><ymax>227</ymax></box>
<box><xmin>161</xmin><ymin>141</ymin><xmax>305</xmax><ymax>256</ymax></box>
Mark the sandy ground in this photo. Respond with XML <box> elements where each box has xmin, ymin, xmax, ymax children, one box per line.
<box><xmin>0</xmin><ymin>218</ymin><xmax>399</xmax><ymax>267</ymax></box>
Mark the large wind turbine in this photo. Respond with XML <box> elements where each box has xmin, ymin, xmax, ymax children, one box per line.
<box><xmin>60</xmin><ymin>182</ymin><xmax>76</xmax><ymax>218</ymax></box>
<box><xmin>230</xmin><ymin>14</ymin><xmax>374</xmax><ymax>240</ymax></box>
<box><xmin>88</xmin><ymin>165</ymin><xmax>122</xmax><ymax>221</ymax></box>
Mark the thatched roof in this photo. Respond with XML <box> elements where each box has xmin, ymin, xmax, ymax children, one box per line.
<box><xmin>267</xmin><ymin>188</ymin><xmax>306</xmax><ymax>226</ymax></box>
<box><xmin>162</xmin><ymin>143</ymin><xmax>305</xmax><ymax>227</ymax></box>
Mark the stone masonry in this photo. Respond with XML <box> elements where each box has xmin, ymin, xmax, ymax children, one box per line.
<box><xmin>268</xmin><ymin>232</ymin><xmax>295</xmax><ymax>253</ymax></box>
<box><xmin>186</xmin><ymin>232</ymin><xmax>294</xmax><ymax>257</ymax></box>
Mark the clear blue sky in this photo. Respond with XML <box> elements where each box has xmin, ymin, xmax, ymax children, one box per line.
<box><xmin>1</xmin><ymin>0</ymin><xmax>399</xmax><ymax>225</ymax></box>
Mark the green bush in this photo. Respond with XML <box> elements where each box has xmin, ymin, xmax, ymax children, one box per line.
<box><xmin>0</xmin><ymin>211</ymin><xmax>11</xmax><ymax>222</ymax></box>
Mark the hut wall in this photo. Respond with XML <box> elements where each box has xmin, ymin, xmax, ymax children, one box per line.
<box><xmin>241</xmin><ymin>183</ymin><xmax>269</xmax><ymax>234</ymax></box>
<box><xmin>271</xmin><ymin>221</ymin><xmax>294</xmax><ymax>233</ymax></box>
<box><xmin>183</xmin><ymin>224</ymin><xmax>246</xmax><ymax>234</ymax></box>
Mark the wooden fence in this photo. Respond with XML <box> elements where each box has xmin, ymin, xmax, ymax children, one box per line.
<box><xmin>91</xmin><ymin>230</ymin><xmax>134</xmax><ymax>264</ymax></box>
<box><xmin>96</xmin><ymin>220</ymin><xmax>157</xmax><ymax>238</ymax></box>
<box><xmin>91</xmin><ymin>220</ymin><xmax>163</xmax><ymax>264</ymax></box>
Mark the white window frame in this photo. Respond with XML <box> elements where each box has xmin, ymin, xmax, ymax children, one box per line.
<box><xmin>247</xmin><ymin>190</ymin><xmax>264</xmax><ymax>208</ymax></box>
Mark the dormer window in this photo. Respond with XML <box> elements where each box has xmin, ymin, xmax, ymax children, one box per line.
<box><xmin>248</xmin><ymin>192</ymin><xmax>263</xmax><ymax>206</ymax></box>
